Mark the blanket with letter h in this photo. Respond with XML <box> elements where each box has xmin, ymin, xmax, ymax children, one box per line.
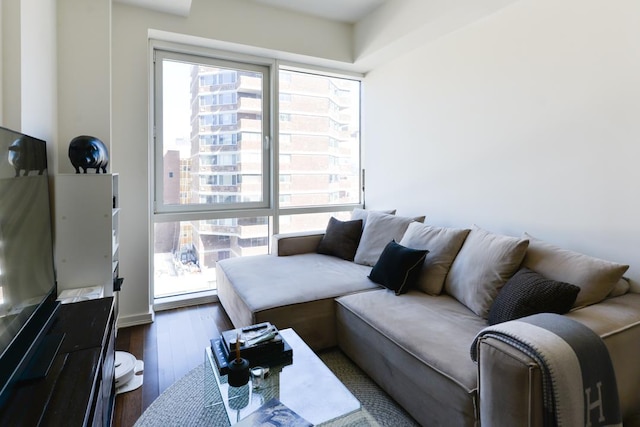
<box><xmin>471</xmin><ymin>313</ymin><xmax>621</xmax><ymax>427</ymax></box>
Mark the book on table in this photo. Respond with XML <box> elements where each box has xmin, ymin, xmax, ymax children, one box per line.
<box><xmin>221</xmin><ymin>322</ymin><xmax>285</xmax><ymax>360</ymax></box>
<box><xmin>211</xmin><ymin>322</ymin><xmax>293</xmax><ymax>375</ymax></box>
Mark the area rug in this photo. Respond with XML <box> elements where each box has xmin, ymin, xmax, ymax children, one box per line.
<box><xmin>134</xmin><ymin>349</ymin><xmax>419</xmax><ymax>426</ymax></box>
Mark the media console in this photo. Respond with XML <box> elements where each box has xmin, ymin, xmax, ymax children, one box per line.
<box><xmin>0</xmin><ymin>297</ymin><xmax>116</xmax><ymax>426</ymax></box>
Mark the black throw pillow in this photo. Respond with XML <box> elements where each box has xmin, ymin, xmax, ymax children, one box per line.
<box><xmin>368</xmin><ymin>240</ymin><xmax>428</xmax><ymax>295</ymax></box>
<box><xmin>487</xmin><ymin>267</ymin><xmax>581</xmax><ymax>325</ymax></box>
<box><xmin>317</xmin><ymin>217</ymin><xmax>363</xmax><ymax>261</ymax></box>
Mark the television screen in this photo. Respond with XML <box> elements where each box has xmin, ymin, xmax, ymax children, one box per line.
<box><xmin>0</xmin><ymin>126</ymin><xmax>57</xmax><ymax>404</ymax></box>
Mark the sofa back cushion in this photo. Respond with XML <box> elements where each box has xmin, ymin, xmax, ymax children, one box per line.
<box><xmin>445</xmin><ymin>225</ymin><xmax>529</xmax><ymax>318</ymax></box>
<box><xmin>351</xmin><ymin>208</ymin><xmax>396</xmax><ymax>228</ymax></box>
<box><xmin>609</xmin><ymin>277</ymin><xmax>630</xmax><ymax>298</ymax></box>
<box><xmin>399</xmin><ymin>223</ymin><xmax>470</xmax><ymax>295</ymax></box>
<box><xmin>354</xmin><ymin>212</ymin><xmax>423</xmax><ymax>266</ymax></box>
<box><xmin>522</xmin><ymin>233</ymin><xmax>629</xmax><ymax>308</ymax></box>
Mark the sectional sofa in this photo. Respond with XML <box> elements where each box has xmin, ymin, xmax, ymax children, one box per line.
<box><xmin>216</xmin><ymin>210</ymin><xmax>640</xmax><ymax>426</ymax></box>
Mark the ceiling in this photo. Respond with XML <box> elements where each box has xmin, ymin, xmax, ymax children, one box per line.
<box><xmin>250</xmin><ymin>0</ymin><xmax>387</xmax><ymax>23</ymax></box>
<box><xmin>114</xmin><ymin>0</ymin><xmax>387</xmax><ymax>22</ymax></box>
<box><xmin>114</xmin><ymin>0</ymin><xmax>193</xmax><ymax>17</ymax></box>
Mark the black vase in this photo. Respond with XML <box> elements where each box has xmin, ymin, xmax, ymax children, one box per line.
<box><xmin>227</xmin><ymin>358</ymin><xmax>250</xmax><ymax>387</ymax></box>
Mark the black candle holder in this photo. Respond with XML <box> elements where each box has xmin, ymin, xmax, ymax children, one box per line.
<box><xmin>227</xmin><ymin>357</ymin><xmax>250</xmax><ymax>387</ymax></box>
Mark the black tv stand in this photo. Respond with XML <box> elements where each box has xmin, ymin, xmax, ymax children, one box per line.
<box><xmin>19</xmin><ymin>333</ymin><xmax>65</xmax><ymax>381</ymax></box>
<box><xmin>0</xmin><ymin>297</ymin><xmax>116</xmax><ymax>426</ymax></box>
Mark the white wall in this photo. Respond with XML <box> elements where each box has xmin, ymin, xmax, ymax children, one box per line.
<box><xmin>1</xmin><ymin>0</ymin><xmax>21</xmax><ymax>129</ymax></box>
<box><xmin>363</xmin><ymin>0</ymin><xmax>640</xmax><ymax>286</ymax></box>
<box><xmin>111</xmin><ymin>0</ymin><xmax>354</xmax><ymax>325</ymax></box>
<box><xmin>56</xmin><ymin>0</ymin><xmax>111</xmax><ymax>174</ymax></box>
<box><xmin>21</xmin><ymin>0</ymin><xmax>58</xmax><ymax>164</ymax></box>
<box><xmin>0</xmin><ymin>0</ymin><xmax>57</xmax><ymax>162</ymax></box>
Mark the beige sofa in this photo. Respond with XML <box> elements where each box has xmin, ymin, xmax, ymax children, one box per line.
<box><xmin>216</xmin><ymin>212</ymin><xmax>640</xmax><ymax>426</ymax></box>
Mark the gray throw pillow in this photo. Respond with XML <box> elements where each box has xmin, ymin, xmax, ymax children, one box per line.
<box><xmin>522</xmin><ymin>233</ymin><xmax>629</xmax><ymax>308</ymax></box>
<box><xmin>445</xmin><ymin>225</ymin><xmax>529</xmax><ymax>319</ymax></box>
<box><xmin>399</xmin><ymin>223</ymin><xmax>470</xmax><ymax>295</ymax></box>
<box><xmin>353</xmin><ymin>212</ymin><xmax>421</xmax><ymax>267</ymax></box>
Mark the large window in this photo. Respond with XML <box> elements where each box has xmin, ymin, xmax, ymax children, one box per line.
<box><xmin>154</xmin><ymin>51</ymin><xmax>270</xmax><ymax>214</ymax></box>
<box><xmin>152</xmin><ymin>47</ymin><xmax>361</xmax><ymax>301</ymax></box>
<box><xmin>277</xmin><ymin>68</ymin><xmax>361</xmax><ymax>232</ymax></box>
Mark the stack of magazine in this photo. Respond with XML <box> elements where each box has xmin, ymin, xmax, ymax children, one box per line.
<box><xmin>210</xmin><ymin>322</ymin><xmax>292</xmax><ymax>375</ymax></box>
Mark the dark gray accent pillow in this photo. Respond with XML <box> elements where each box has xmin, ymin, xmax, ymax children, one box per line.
<box><xmin>368</xmin><ymin>240</ymin><xmax>429</xmax><ymax>295</ymax></box>
<box><xmin>487</xmin><ymin>267</ymin><xmax>580</xmax><ymax>325</ymax></box>
<box><xmin>317</xmin><ymin>217</ymin><xmax>363</xmax><ymax>261</ymax></box>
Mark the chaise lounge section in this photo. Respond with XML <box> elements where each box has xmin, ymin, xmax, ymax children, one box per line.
<box><xmin>216</xmin><ymin>232</ymin><xmax>379</xmax><ymax>350</ymax></box>
<box><xmin>216</xmin><ymin>210</ymin><xmax>640</xmax><ymax>426</ymax></box>
<box><xmin>217</xmin><ymin>250</ymin><xmax>378</xmax><ymax>350</ymax></box>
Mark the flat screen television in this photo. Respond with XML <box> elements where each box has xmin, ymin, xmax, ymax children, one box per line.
<box><xmin>0</xmin><ymin>126</ymin><xmax>59</xmax><ymax>408</ymax></box>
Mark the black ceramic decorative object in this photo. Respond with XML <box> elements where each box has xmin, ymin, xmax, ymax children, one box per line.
<box><xmin>227</xmin><ymin>358</ymin><xmax>250</xmax><ymax>387</ymax></box>
<box><xmin>68</xmin><ymin>135</ymin><xmax>109</xmax><ymax>174</ymax></box>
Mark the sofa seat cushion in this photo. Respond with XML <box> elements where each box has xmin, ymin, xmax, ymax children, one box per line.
<box><xmin>217</xmin><ymin>253</ymin><xmax>379</xmax><ymax>350</ymax></box>
<box><xmin>336</xmin><ymin>288</ymin><xmax>487</xmax><ymax>392</ymax></box>
<box><xmin>219</xmin><ymin>253</ymin><xmax>375</xmax><ymax>312</ymax></box>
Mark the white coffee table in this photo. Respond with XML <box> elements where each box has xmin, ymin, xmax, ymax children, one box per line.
<box><xmin>204</xmin><ymin>328</ymin><xmax>377</xmax><ymax>426</ymax></box>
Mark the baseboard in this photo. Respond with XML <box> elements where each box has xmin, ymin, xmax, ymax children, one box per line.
<box><xmin>117</xmin><ymin>309</ymin><xmax>155</xmax><ymax>329</ymax></box>
<box><xmin>115</xmin><ymin>292</ymin><xmax>219</xmax><ymax>328</ymax></box>
<box><xmin>153</xmin><ymin>291</ymin><xmax>218</xmax><ymax>312</ymax></box>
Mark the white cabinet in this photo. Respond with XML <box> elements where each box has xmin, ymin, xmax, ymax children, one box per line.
<box><xmin>55</xmin><ymin>173</ymin><xmax>120</xmax><ymax>297</ymax></box>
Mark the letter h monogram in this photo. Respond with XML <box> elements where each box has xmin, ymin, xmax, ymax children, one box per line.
<box><xmin>585</xmin><ymin>381</ymin><xmax>605</xmax><ymax>427</ymax></box>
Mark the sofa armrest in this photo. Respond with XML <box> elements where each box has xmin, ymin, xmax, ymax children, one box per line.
<box><xmin>271</xmin><ymin>231</ymin><xmax>324</xmax><ymax>256</ymax></box>
<box><xmin>476</xmin><ymin>293</ymin><xmax>640</xmax><ymax>426</ymax></box>
<box><xmin>476</xmin><ymin>336</ymin><xmax>544</xmax><ymax>427</ymax></box>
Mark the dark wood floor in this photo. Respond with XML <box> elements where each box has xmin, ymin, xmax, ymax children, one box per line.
<box><xmin>112</xmin><ymin>303</ymin><xmax>233</xmax><ymax>427</ymax></box>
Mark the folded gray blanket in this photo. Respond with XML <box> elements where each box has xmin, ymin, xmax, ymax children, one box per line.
<box><xmin>471</xmin><ymin>313</ymin><xmax>621</xmax><ymax>427</ymax></box>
